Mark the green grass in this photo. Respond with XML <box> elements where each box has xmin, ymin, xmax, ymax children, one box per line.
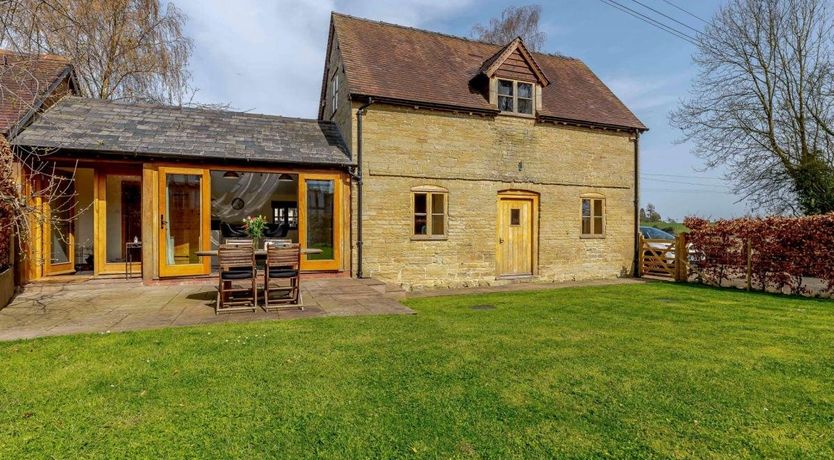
<box><xmin>642</xmin><ymin>220</ymin><xmax>689</xmax><ymax>235</ymax></box>
<box><xmin>1</xmin><ymin>283</ymin><xmax>833</xmax><ymax>458</ymax></box>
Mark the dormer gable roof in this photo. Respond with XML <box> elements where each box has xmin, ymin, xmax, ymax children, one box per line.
<box><xmin>478</xmin><ymin>37</ymin><xmax>550</xmax><ymax>87</ymax></box>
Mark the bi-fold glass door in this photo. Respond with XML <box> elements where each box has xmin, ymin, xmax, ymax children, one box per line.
<box><xmin>158</xmin><ymin>167</ymin><xmax>211</xmax><ymax>277</ymax></box>
<box><xmin>298</xmin><ymin>172</ymin><xmax>343</xmax><ymax>271</ymax></box>
<box><xmin>43</xmin><ymin>173</ymin><xmax>76</xmax><ymax>276</ymax></box>
<box><xmin>94</xmin><ymin>170</ymin><xmax>143</xmax><ymax>275</ymax></box>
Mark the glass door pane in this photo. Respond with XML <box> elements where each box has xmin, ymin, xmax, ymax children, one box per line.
<box><xmin>166</xmin><ymin>174</ymin><xmax>202</xmax><ymax>265</ymax></box>
<box><xmin>305</xmin><ymin>179</ymin><xmax>334</xmax><ymax>261</ymax></box>
<box><xmin>159</xmin><ymin>167</ymin><xmax>210</xmax><ymax>277</ymax></box>
<box><xmin>299</xmin><ymin>172</ymin><xmax>341</xmax><ymax>271</ymax></box>
<box><xmin>105</xmin><ymin>175</ymin><xmax>142</xmax><ymax>263</ymax></box>
<box><xmin>45</xmin><ymin>174</ymin><xmax>75</xmax><ymax>275</ymax></box>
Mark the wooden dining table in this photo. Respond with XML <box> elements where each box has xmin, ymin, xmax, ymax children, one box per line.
<box><xmin>195</xmin><ymin>248</ymin><xmax>323</xmax><ymax>257</ymax></box>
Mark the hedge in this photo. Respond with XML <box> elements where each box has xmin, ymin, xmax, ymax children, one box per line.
<box><xmin>683</xmin><ymin>214</ymin><xmax>834</xmax><ymax>296</ymax></box>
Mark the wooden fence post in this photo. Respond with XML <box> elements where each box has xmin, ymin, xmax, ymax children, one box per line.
<box><xmin>746</xmin><ymin>238</ymin><xmax>752</xmax><ymax>291</ymax></box>
<box><xmin>674</xmin><ymin>233</ymin><xmax>687</xmax><ymax>282</ymax></box>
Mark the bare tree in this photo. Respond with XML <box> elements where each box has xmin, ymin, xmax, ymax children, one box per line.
<box><xmin>0</xmin><ymin>0</ymin><xmax>194</xmax><ymax>272</ymax></box>
<box><xmin>671</xmin><ymin>0</ymin><xmax>834</xmax><ymax>215</ymax></box>
<box><xmin>471</xmin><ymin>5</ymin><xmax>546</xmax><ymax>52</ymax></box>
<box><xmin>0</xmin><ymin>0</ymin><xmax>193</xmax><ymax>104</ymax></box>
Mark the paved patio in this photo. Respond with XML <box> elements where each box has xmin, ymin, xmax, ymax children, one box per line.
<box><xmin>0</xmin><ymin>277</ymin><xmax>412</xmax><ymax>341</ymax></box>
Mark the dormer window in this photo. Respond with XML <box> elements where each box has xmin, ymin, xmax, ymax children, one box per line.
<box><xmin>497</xmin><ymin>79</ymin><xmax>533</xmax><ymax>115</ymax></box>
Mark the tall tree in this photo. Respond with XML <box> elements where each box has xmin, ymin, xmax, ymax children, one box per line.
<box><xmin>0</xmin><ymin>0</ymin><xmax>192</xmax><ymax>104</ymax></box>
<box><xmin>471</xmin><ymin>5</ymin><xmax>546</xmax><ymax>52</ymax></box>
<box><xmin>671</xmin><ymin>0</ymin><xmax>834</xmax><ymax>215</ymax></box>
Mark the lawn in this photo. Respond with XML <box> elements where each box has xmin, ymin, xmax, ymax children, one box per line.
<box><xmin>1</xmin><ymin>283</ymin><xmax>833</xmax><ymax>458</ymax></box>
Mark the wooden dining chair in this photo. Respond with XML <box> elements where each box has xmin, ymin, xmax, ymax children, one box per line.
<box><xmin>263</xmin><ymin>243</ymin><xmax>302</xmax><ymax>311</ymax></box>
<box><xmin>216</xmin><ymin>244</ymin><xmax>257</xmax><ymax>314</ymax></box>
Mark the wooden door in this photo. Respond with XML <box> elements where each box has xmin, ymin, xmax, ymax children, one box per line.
<box><xmin>158</xmin><ymin>167</ymin><xmax>210</xmax><ymax>277</ymax></box>
<box><xmin>44</xmin><ymin>175</ymin><xmax>76</xmax><ymax>276</ymax></box>
<box><xmin>298</xmin><ymin>172</ymin><xmax>342</xmax><ymax>271</ymax></box>
<box><xmin>496</xmin><ymin>197</ymin><xmax>534</xmax><ymax>277</ymax></box>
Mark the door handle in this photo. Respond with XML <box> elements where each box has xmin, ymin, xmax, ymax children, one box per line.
<box><xmin>160</xmin><ymin>214</ymin><xmax>166</xmax><ymax>230</ymax></box>
<box><xmin>499</xmin><ymin>238</ymin><xmax>504</xmax><ymax>244</ymax></box>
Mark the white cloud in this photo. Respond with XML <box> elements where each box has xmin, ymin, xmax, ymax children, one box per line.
<box><xmin>176</xmin><ymin>0</ymin><xmax>473</xmax><ymax>118</ymax></box>
<box><xmin>604</xmin><ymin>74</ymin><xmax>689</xmax><ymax>112</ymax></box>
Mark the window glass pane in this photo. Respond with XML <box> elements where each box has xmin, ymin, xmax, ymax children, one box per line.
<box><xmin>306</xmin><ymin>179</ymin><xmax>334</xmax><ymax>260</ymax></box>
<box><xmin>518</xmin><ymin>98</ymin><xmax>532</xmax><ymax>114</ymax></box>
<box><xmin>594</xmin><ymin>217</ymin><xmax>604</xmax><ymax>235</ymax></box>
<box><xmin>431</xmin><ymin>193</ymin><xmax>444</xmax><ymax>214</ymax></box>
<box><xmin>414</xmin><ymin>215</ymin><xmax>428</xmax><ymax>235</ymax></box>
<box><xmin>498</xmin><ymin>95</ymin><xmax>513</xmax><ymax>112</ymax></box>
<box><xmin>581</xmin><ymin>199</ymin><xmax>591</xmax><ymax>218</ymax></box>
<box><xmin>582</xmin><ymin>217</ymin><xmax>591</xmax><ymax>235</ymax></box>
<box><xmin>414</xmin><ymin>193</ymin><xmax>427</xmax><ymax>213</ymax></box>
<box><xmin>511</xmin><ymin>208</ymin><xmax>520</xmax><ymax>226</ymax></box>
<box><xmin>593</xmin><ymin>199</ymin><xmax>603</xmax><ymax>218</ymax></box>
<box><xmin>518</xmin><ymin>83</ymin><xmax>532</xmax><ymax>98</ymax></box>
<box><xmin>166</xmin><ymin>174</ymin><xmax>202</xmax><ymax>265</ymax></box>
<box><xmin>431</xmin><ymin>215</ymin><xmax>445</xmax><ymax>235</ymax></box>
<box><xmin>498</xmin><ymin>79</ymin><xmax>513</xmax><ymax>96</ymax></box>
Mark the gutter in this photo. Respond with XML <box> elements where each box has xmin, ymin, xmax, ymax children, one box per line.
<box><xmin>355</xmin><ymin>97</ymin><xmax>374</xmax><ymax>279</ymax></box>
<box><xmin>633</xmin><ymin>129</ymin><xmax>641</xmax><ymax>277</ymax></box>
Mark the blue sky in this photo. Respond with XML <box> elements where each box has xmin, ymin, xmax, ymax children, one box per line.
<box><xmin>175</xmin><ymin>0</ymin><xmax>746</xmax><ymax>220</ymax></box>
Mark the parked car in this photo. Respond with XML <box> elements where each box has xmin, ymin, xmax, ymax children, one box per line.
<box><xmin>640</xmin><ymin>226</ymin><xmax>675</xmax><ymax>241</ymax></box>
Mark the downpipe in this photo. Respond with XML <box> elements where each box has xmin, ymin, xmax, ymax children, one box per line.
<box><xmin>354</xmin><ymin>97</ymin><xmax>374</xmax><ymax>279</ymax></box>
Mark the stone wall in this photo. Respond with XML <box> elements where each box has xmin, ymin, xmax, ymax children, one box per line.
<box><xmin>351</xmin><ymin>103</ymin><xmax>637</xmax><ymax>290</ymax></box>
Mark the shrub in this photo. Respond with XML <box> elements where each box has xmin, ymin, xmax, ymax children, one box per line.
<box><xmin>684</xmin><ymin>214</ymin><xmax>834</xmax><ymax>295</ymax></box>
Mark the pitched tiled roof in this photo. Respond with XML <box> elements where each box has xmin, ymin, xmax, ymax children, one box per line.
<box><xmin>331</xmin><ymin>13</ymin><xmax>646</xmax><ymax>131</ymax></box>
<box><xmin>13</xmin><ymin>97</ymin><xmax>351</xmax><ymax>165</ymax></box>
<box><xmin>0</xmin><ymin>50</ymin><xmax>74</xmax><ymax>136</ymax></box>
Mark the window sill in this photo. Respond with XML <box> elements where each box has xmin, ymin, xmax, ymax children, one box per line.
<box><xmin>411</xmin><ymin>236</ymin><xmax>448</xmax><ymax>241</ymax></box>
<box><xmin>580</xmin><ymin>234</ymin><xmax>606</xmax><ymax>239</ymax></box>
<box><xmin>497</xmin><ymin>111</ymin><xmax>536</xmax><ymax>119</ymax></box>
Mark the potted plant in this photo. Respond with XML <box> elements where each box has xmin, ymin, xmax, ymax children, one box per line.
<box><xmin>242</xmin><ymin>215</ymin><xmax>267</xmax><ymax>248</ymax></box>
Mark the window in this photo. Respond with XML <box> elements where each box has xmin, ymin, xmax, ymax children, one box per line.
<box><xmin>510</xmin><ymin>208</ymin><xmax>521</xmax><ymax>226</ymax></box>
<box><xmin>330</xmin><ymin>72</ymin><xmax>339</xmax><ymax>114</ymax></box>
<box><xmin>581</xmin><ymin>197</ymin><xmax>605</xmax><ymax>237</ymax></box>
<box><xmin>412</xmin><ymin>188</ymin><xmax>447</xmax><ymax>239</ymax></box>
<box><xmin>272</xmin><ymin>201</ymin><xmax>298</xmax><ymax>229</ymax></box>
<box><xmin>497</xmin><ymin>79</ymin><xmax>534</xmax><ymax>115</ymax></box>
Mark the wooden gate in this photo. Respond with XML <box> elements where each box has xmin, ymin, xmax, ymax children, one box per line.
<box><xmin>640</xmin><ymin>233</ymin><xmax>687</xmax><ymax>281</ymax></box>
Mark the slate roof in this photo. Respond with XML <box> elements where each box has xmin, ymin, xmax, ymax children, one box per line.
<box><xmin>0</xmin><ymin>50</ymin><xmax>74</xmax><ymax>136</ymax></box>
<box><xmin>13</xmin><ymin>97</ymin><xmax>352</xmax><ymax>166</ymax></box>
<box><xmin>330</xmin><ymin>13</ymin><xmax>646</xmax><ymax>131</ymax></box>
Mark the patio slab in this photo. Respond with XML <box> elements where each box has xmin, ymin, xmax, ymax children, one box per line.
<box><xmin>0</xmin><ymin>277</ymin><xmax>412</xmax><ymax>341</ymax></box>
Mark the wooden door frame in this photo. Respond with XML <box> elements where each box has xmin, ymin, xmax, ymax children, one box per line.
<box><xmin>298</xmin><ymin>171</ymin><xmax>343</xmax><ymax>271</ymax></box>
<box><xmin>496</xmin><ymin>190</ymin><xmax>539</xmax><ymax>278</ymax></box>
<box><xmin>157</xmin><ymin>166</ymin><xmax>211</xmax><ymax>277</ymax></box>
<box><xmin>43</xmin><ymin>174</ymin><xmax>76</xmax><ymax>276</ymax></box>
<box><xmin>94</xmin><ymin>169</ymin><xmax>143</xmax><ymax>275</ymax></box>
